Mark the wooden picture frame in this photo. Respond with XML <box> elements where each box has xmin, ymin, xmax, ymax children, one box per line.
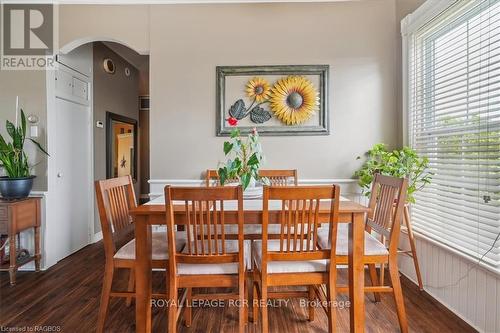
<box><xmin>106</xmin><ymin>112</ymin><xmax>138</xmax><ymax>181</ymax></box>
<box><xmin>216</xmin><ymin>65</ymin><xmax>329</xmax><ymax>136</ymax></box>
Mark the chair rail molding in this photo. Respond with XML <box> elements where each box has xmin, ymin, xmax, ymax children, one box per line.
<box><xmin>148</xmin><ymin>178</ymin><xmax>362</xmax><ymax>201</ymax></box>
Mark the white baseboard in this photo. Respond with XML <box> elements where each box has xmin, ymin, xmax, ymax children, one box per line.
<box><xmin>148</xmin><ymin>178</ymin><xmax>362</xmax><ymax>200</ymax></box>
<box><xmin>92</xmin><ymin>231</ymin><xmax>103</xmax><ymax>243</ymax></box>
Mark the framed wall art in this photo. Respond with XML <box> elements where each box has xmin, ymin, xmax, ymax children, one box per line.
<box><xmin>216</xmin><ymin>65</ymin><xmax>329</xmax><ymax>136</ymax></box>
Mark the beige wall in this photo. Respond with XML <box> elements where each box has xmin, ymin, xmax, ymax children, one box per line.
<box><xmin>1</xmin><ymin>1</ymin><xmax>425</xmax><ymax>194</ymax></box>
<box><xmin>0</xmin><ymin>71</ymin><xmax>48</xmax><ymax>190</ymax></box>
<box><xmin>59</xmin><ymin>5</ymin><xmax>150</xmax><ymax>55</ymax></box>
<box><xmin>150</xmin><ymin>1</ymin><xmax>399</xmax><ymax>180</ymax></box>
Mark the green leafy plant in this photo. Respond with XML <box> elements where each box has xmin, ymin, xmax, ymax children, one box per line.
<box><xmin>354</xmin><ymin>143</ymin><xmax>432</xmax><ymax>203</ymax></box>
<box><xmin>0</xmin><ymin>110</ymin><xmax>49</xmax><ymax>178</ymax></box>
<box><xmin>218</xmin><ymin>127</ymin><xmax>265</xmax><ymax>190</ymax></box>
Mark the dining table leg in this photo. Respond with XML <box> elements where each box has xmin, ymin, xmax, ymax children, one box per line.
<box><xmin>348</xmin><ymin>212</ymin><xmax>365</xmax><ymax>332</ymax></box>
<box><xmin>135</xmin><ymin>216</ymin><xmax>153</xmax><ymax>333</ymax></box>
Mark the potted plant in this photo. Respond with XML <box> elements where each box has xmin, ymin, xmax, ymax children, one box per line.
<box><xmin>217</xmin><ymin>118</ymin><xmax>266</xmax><ymax>190</ymax></box>
<box><xmin>0</xmin><ymin>110</ymin><xmax>49</xmax><ymax>199</ymax></box>
<box><xmin>354</xmin><ymin>143</ymin><xmax>432</xmax><ymax>203</ymax></box>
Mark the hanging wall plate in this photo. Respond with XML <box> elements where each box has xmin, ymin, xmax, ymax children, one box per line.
<box><xmin>103</xmin><ymin>58</ymin><xmax>115</xmax><ymax>74</ymax></box>
<box><xmin>125</xmin><ymin>67</ymin><xmax>131</xmax><ymax>77</ymax></box>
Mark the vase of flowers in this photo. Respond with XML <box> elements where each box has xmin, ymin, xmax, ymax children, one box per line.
<box><xmin>218</xmin><ymin>118</ymin><xmax>265</xmax><ymax>191</ymax></box>
<box><xmin>0</xmin><ymin>109</ymin><xmax>49</xmax><ymax>199</ymax></box>
<box><xmin>354</xmin><ymin>143</ymin><xmax>433</xmax><ymax>203</ymax></box>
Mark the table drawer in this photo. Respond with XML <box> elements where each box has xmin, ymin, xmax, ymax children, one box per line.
<box><xmin>14</xmin><ymin>201</ymin><xmax>38</xmax><ymax>231</ymax></box>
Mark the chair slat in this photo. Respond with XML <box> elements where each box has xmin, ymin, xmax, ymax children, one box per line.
<box><xmin>164</xmin><ymin>186</ymin><xmax>243</xmax><ymax>263</ymax></box>
<box><xmin>95</xmin><ymin>176</ymin><xmax>136</xmax><ymax>258</ymax></box>
<box><xmin>262</xmin><ymin>185</ymin><xmax>339</xmax><ymax>259</ymax></box>
<box><xmin>259</xmin><ymin>169</ymin><xmax>298</xmax><ymax>186</ymax></box>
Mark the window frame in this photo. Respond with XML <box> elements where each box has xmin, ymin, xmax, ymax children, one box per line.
<box><xmin>402</xmin><ymin>0</ymin><xmax>500</xmax><ymax>275</ymax></box>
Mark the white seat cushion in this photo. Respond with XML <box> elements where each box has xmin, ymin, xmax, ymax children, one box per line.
<box><xmin>224</xmin><ymin>224</ymin><xmax>283</xmax><ymax>235</ymax></box>
<box><xmin>114</xmin><ymin>232</ymin><xmax>185</xmax><ymax>260</ymax></box>
<box><xmin>252</xmin><ymin>240</ymin><xmax>328</xmax><ymax>273</ymax></box>
<box><xmin>317</xmin><ymin>224</ymin><xmax>389</xmax><ymax>256</ymax></box>
<box><xmin>177</xmin><ymin>239</ymin><xmax>251</xmax><ymax>275</ymax></box>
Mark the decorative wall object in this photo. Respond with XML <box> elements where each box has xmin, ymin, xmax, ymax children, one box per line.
<box><xmin>103</xmin><ymin>58</ymin><xmax>115</xmax><ymax>74</ymax></box>
<box><xmin>216</xmin><ymin>65</ymin><xmax>329</xmax><ymax>136</ymax></box>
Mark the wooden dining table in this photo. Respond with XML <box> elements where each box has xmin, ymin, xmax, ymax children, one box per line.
<box><xmin>130</xmin><ymin>195</ymin><xmax>369</xmax><ymax>333</ymax></box>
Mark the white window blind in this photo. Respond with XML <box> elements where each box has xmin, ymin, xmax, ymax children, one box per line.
<box><xmin>408</xmin><ymin>0</ymin><xmax>500</xmax><ymax>269</ymax></box>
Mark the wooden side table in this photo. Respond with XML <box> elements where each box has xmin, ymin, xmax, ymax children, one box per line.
<box><xmin>0</xmin><ymin>197</ymin><xmax>41</xmax><ymax>285</ymax></box>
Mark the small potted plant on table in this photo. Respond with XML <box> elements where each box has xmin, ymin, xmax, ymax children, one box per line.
<box><xmin>217</xmin><ymin>118</ymin><xmax>267</xmax><ymax>194</ymax></box>
<box><xmin>0</xmin><ymin>110</ymin><xmax>49</xmax><ymax>200</ymax></box>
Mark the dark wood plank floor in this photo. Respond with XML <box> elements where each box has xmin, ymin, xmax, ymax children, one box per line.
<box><xmin>0</xmin><ymin>239</ymin><xmax>477</xmax><ymax>333</ymax></box>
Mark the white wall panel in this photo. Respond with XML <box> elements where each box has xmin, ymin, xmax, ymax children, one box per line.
<box><xmin>399</xmin><ymin>235</ymin><xmax>500</xmax><ymax>333</ymax></box>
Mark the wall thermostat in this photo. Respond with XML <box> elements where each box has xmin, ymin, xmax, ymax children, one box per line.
<box><xmin>96</xmin><ymin>121</ymin><xmax>104</xmax><ymax>128</ymax></box>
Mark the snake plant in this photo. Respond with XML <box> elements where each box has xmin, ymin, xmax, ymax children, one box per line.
<box><xmin>0</xmin><ymin>110</ymin><xmax>49</xmax><ymax>178</ymax></box>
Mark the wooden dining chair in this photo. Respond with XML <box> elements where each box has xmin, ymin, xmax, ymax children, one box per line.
<box><xmin>258</xmin><ymin>169</ymin><xmax>298</xmax><ymax>186</ymax></box>
<box><xmin>205</xmin><ymin>169</ymin><xmax>298</xmax><ymax>239</ymax></box>
<box><xmin>317</xmin><ymin>174</ymin><xmax>409</xmax><ymax>333</ymax></box>
<box><xmin>252</xmin><ymin>185</ymin><xmax>340</xmax><ymax>333</ymax></box>
<box><xmin>205</xmin><ymin>169</ymin><xmax>239</xmax><ymax>186</ymax></box>
<box><xmin>95</xmin><ymin>176</ymin><xmax>184</xmax><ymax>333</ymax></box>
<box><xmin>206</xmin><ymin>169</ymin><xmax>298</xmax><ymax>187</ymax></box>
<box><xmin>164</xmin><ymin>185</ymin><xmax>249</xmax><ymax>333</ymax></box>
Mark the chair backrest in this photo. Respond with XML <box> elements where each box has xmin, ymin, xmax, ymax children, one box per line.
<box><xmin>205</xmin><ymin>169</ymin><xmax>239</xmax><ymax>186</ymax></box>
<box><xmin>164</xmin><ymin>186</ymin><xmax>244</xmax><ymax>275</ymax></box>
<box><xmin>95</xmin><ymin>175</ymin><xmax>137</xmax><ymax>260</ymax></box>
<box><xmin>258</xmin><ymin>169</ymin><xmax>298</xmax><ymax>186</ymax></box>
<box><xmin>261</xmin><ymin>185</ymin><xmax>340</xmax><ymax>269</ymax></box>
<box><xmin>366</xmin><ymin>174</ymin><xmax>408</xmax><ymax>254</ymax></box>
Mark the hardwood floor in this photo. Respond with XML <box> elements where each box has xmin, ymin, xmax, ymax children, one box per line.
<box><xmin>0</xmin><ymin>238</ymin><xmax>477</xmax><ymax>333</ymax></box>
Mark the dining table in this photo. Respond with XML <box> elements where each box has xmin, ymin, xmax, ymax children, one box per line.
<box><xmin>130</xmin><ymin>193</ymin><xmax>370</xmax><ymax>333</ymax></box>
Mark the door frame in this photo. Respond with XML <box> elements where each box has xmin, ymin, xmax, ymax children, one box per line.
<box><xmin>45</xmin><ymin>60</ymin><xmax>94</xmax><ymax>266</ymax></box>
<box><xmin>106</xmin><ymin>112</ymin><xmax>138</xmax><ymax>182</ymax></box>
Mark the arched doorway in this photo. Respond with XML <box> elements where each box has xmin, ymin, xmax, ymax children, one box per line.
<box><xmin>45</xmin><ymin>39</ymin><xmax>149</xmax><ymax>264</ymax></box>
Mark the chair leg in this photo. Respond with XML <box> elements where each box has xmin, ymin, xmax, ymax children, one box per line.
<box><xmin>389</xmin><ymin>262</ymin><xmax>408</xmax><ymax>333</ymax></box>
<box><xmin>261</xmin><ymin>285</ymin><xmax>269</xmax><ymax>333</ymax></box>
<box><xmin>239</xmin><ymin>272</ymin><xmax>245</xmax><ymax>333</ymax></box>
<box><xmin>404</xmin><ymin>205</ymin><xmax>423</xmax><ymax>290</ymax></box>
<box><xmin>185</xmin><ymin>288</ymin><xmax>192</xmax><ymax>327</ymax></box>
<box><xmin>368</xmin><ymin>264</ymin><xmax>381</xmax><ymax>302</ymax></box>
<box><xmin>126</xmin><ymin>268</ymin><xmax>135</xmax><ymax>307</ymax></box>
<box><xmin>326</xmin><ymin>280</ymin><xmax>337</xmax><ymax>333</ymax></box>
<box><xmin>252</xmin><ymin>281</ymin><xmax>259</xmax><ymax>323</ymax></box>
<box><xmin>308</xmin><ymin>286</ymin><xmax>315</xmax><ymax>321</ymax></box>
<box><xmin>167</xmin><ymin>281</ymin><xmax>178</xmax><ymax>333</ymax></box>
<box><xmin>97</xmin><ymin>265</ymin><xmax>114</xmax><ymax>333</ymax></box>
<box><xmin>380</xmin><ymin>263</ymin><xmax>385</xmax><ymax>286</ymax></box>
<box><xmin>244</xmin><ymin>277</ymin><xmax>249</xmax><ymax>324</ymax></box>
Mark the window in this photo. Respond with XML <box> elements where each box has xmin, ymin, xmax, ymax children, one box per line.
<box><xmin>407</xmin><ymin>0</ymin><xmax>500</xmax><ymax>269</ymax></box>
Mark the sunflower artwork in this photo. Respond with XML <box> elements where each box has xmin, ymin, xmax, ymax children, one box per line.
<box><xmin>227</xmin><ymin>75</ymin><xmax>320</xmax><ymax>126</ymax></box>
<box><xmin>217</xmin><ymin>65</ymin><xmax>329</xmax><ymax>136</ymax></box>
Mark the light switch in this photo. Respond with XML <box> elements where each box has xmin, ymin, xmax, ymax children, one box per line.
<box><xmin>30</xmin><ymin>125</ymin><xmax>38</xmax><ymax>138</ymax></box>
<box><xmin>96</xmin><ymin>121</ymin><xmax>104</xmax><ymax>128</ymax></box>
